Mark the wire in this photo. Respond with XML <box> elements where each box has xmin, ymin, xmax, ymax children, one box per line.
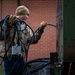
<box><xmin>3</xmin><ymin>15</ymin><xmax>10</xmax><ymax>57</ymax></box>
<box><xmin>47</xmin><ymin>24</ymin><xmax>56</xmax><ymax>27</ymax></box>
<box><xmin>0</xmin><ymin>16</ymin><xmax>35</xmax><ymax>75</ymax></box>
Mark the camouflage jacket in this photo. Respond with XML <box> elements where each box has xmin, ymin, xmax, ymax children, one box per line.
<box><xmin>0</xmin><ymin>19</ymin><xmax>44</xmax><ymax>57</ymax></box>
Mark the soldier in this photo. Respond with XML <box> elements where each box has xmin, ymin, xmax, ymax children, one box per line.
<box><xmin>0</xmin><ymin>5</ymin><xmax>47</xmax><ymax>75</ymax></box>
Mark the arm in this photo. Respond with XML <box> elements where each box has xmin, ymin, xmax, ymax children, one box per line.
<box><xmin>22</xmin><ymin>21</ymin><xmax>47</xmax><ymax>44</ymax></box>
<box><xmin>32</xmin><ymin>21</ymin><xmax>47</xmax><ymax>44</ymax></box>
<box><xmin>0</xmin><ymin>23</ymin><xmax>10</xmax><ymax>41</ymax></box>
<box><xmin>0</xmin><ymin>15</ymin><xmax>16</xmax><ymax>41</ymax></box>
<box><xmin>32</xmin><ymin>27</ymin><xmax>44</xmax><ymax>44</ymax></box>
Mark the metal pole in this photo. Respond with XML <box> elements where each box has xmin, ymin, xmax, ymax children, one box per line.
<box><xmin>17</xmin><ymin>0</ymin><xmax>20</xmax><ymax>6</ymax></box>
<box><xmin>0</xmin><ymin>0</ymin><xmax>2</xmax><ymax>19</ymax></box>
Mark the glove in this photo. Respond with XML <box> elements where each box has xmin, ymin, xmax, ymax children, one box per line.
<box><xmin>7</xmin><ymin>15</ymin><xmax>17</xmax><ymax>25</ymax></box>
<box><xmin>40</xmin><ymin>21</ymin><xmax>47</xmax><ymax>29</ymax></box>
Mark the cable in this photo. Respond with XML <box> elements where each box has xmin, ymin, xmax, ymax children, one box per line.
<box><xmin>0</xmin><ymin>16</ymin><xmax>35</xmax><ymax>75</ymax></box>
<box><xmin>3</xmin><ymin>15</ymin><xmax>10</xmax><ymax>57</ymax></box>
<box><xmin>47</xmin><ymin>24</ymin><xmax>56</xmax><ymax>27</ymax></box>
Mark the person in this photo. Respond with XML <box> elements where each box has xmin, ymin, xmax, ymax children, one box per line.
<box><xmin>0</xmin><ymin>5</ymin><xmax>47</xmax><ymax>75</ymax></box>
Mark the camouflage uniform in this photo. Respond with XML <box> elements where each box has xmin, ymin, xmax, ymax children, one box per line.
<box><xmin>0</xmin><ymin>19</ymin><xmax>44</xmax><ymax>58</ymax></box>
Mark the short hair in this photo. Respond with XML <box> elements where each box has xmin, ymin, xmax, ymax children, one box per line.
<box><xmin>15</xmin><ymin>5</ymin><xmax>30</xmax><ymax>16</ymax></box>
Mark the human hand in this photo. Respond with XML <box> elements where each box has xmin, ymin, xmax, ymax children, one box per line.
<box><xmin>7</xmin><ymin>15</ymin><xmax>17</xmax><ymax>25</ymax></box>
<box><xmin>40</xmin><ymin>21</ymin><xmax>47</xmax><ymax>29</ymax></box>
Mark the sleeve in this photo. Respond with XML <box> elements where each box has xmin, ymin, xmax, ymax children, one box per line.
<box><xmin>24</xmin><ymin>25</ymin><xmax>44</xmax><ymax>44</ymax></box>
<box><xmin>32</xmin><ymin>27</ymin><xmax>44</xmax><ymax>44</ymax></box>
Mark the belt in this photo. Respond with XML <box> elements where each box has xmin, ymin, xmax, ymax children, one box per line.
<box><xmin>5</xmin><ymin>55</ymin><xmax>23</xmax><ymax>59</ymax></box>
<box><xmin>12</xmin><ymin>55</ymin><xmax>23</xmax><ymax>59</ymax></box>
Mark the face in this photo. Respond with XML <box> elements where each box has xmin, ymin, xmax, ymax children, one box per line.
<box><xmin>20</xmin><ymin>14</ymin><xmax>29</xmax><ymax>20</ymax></box>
